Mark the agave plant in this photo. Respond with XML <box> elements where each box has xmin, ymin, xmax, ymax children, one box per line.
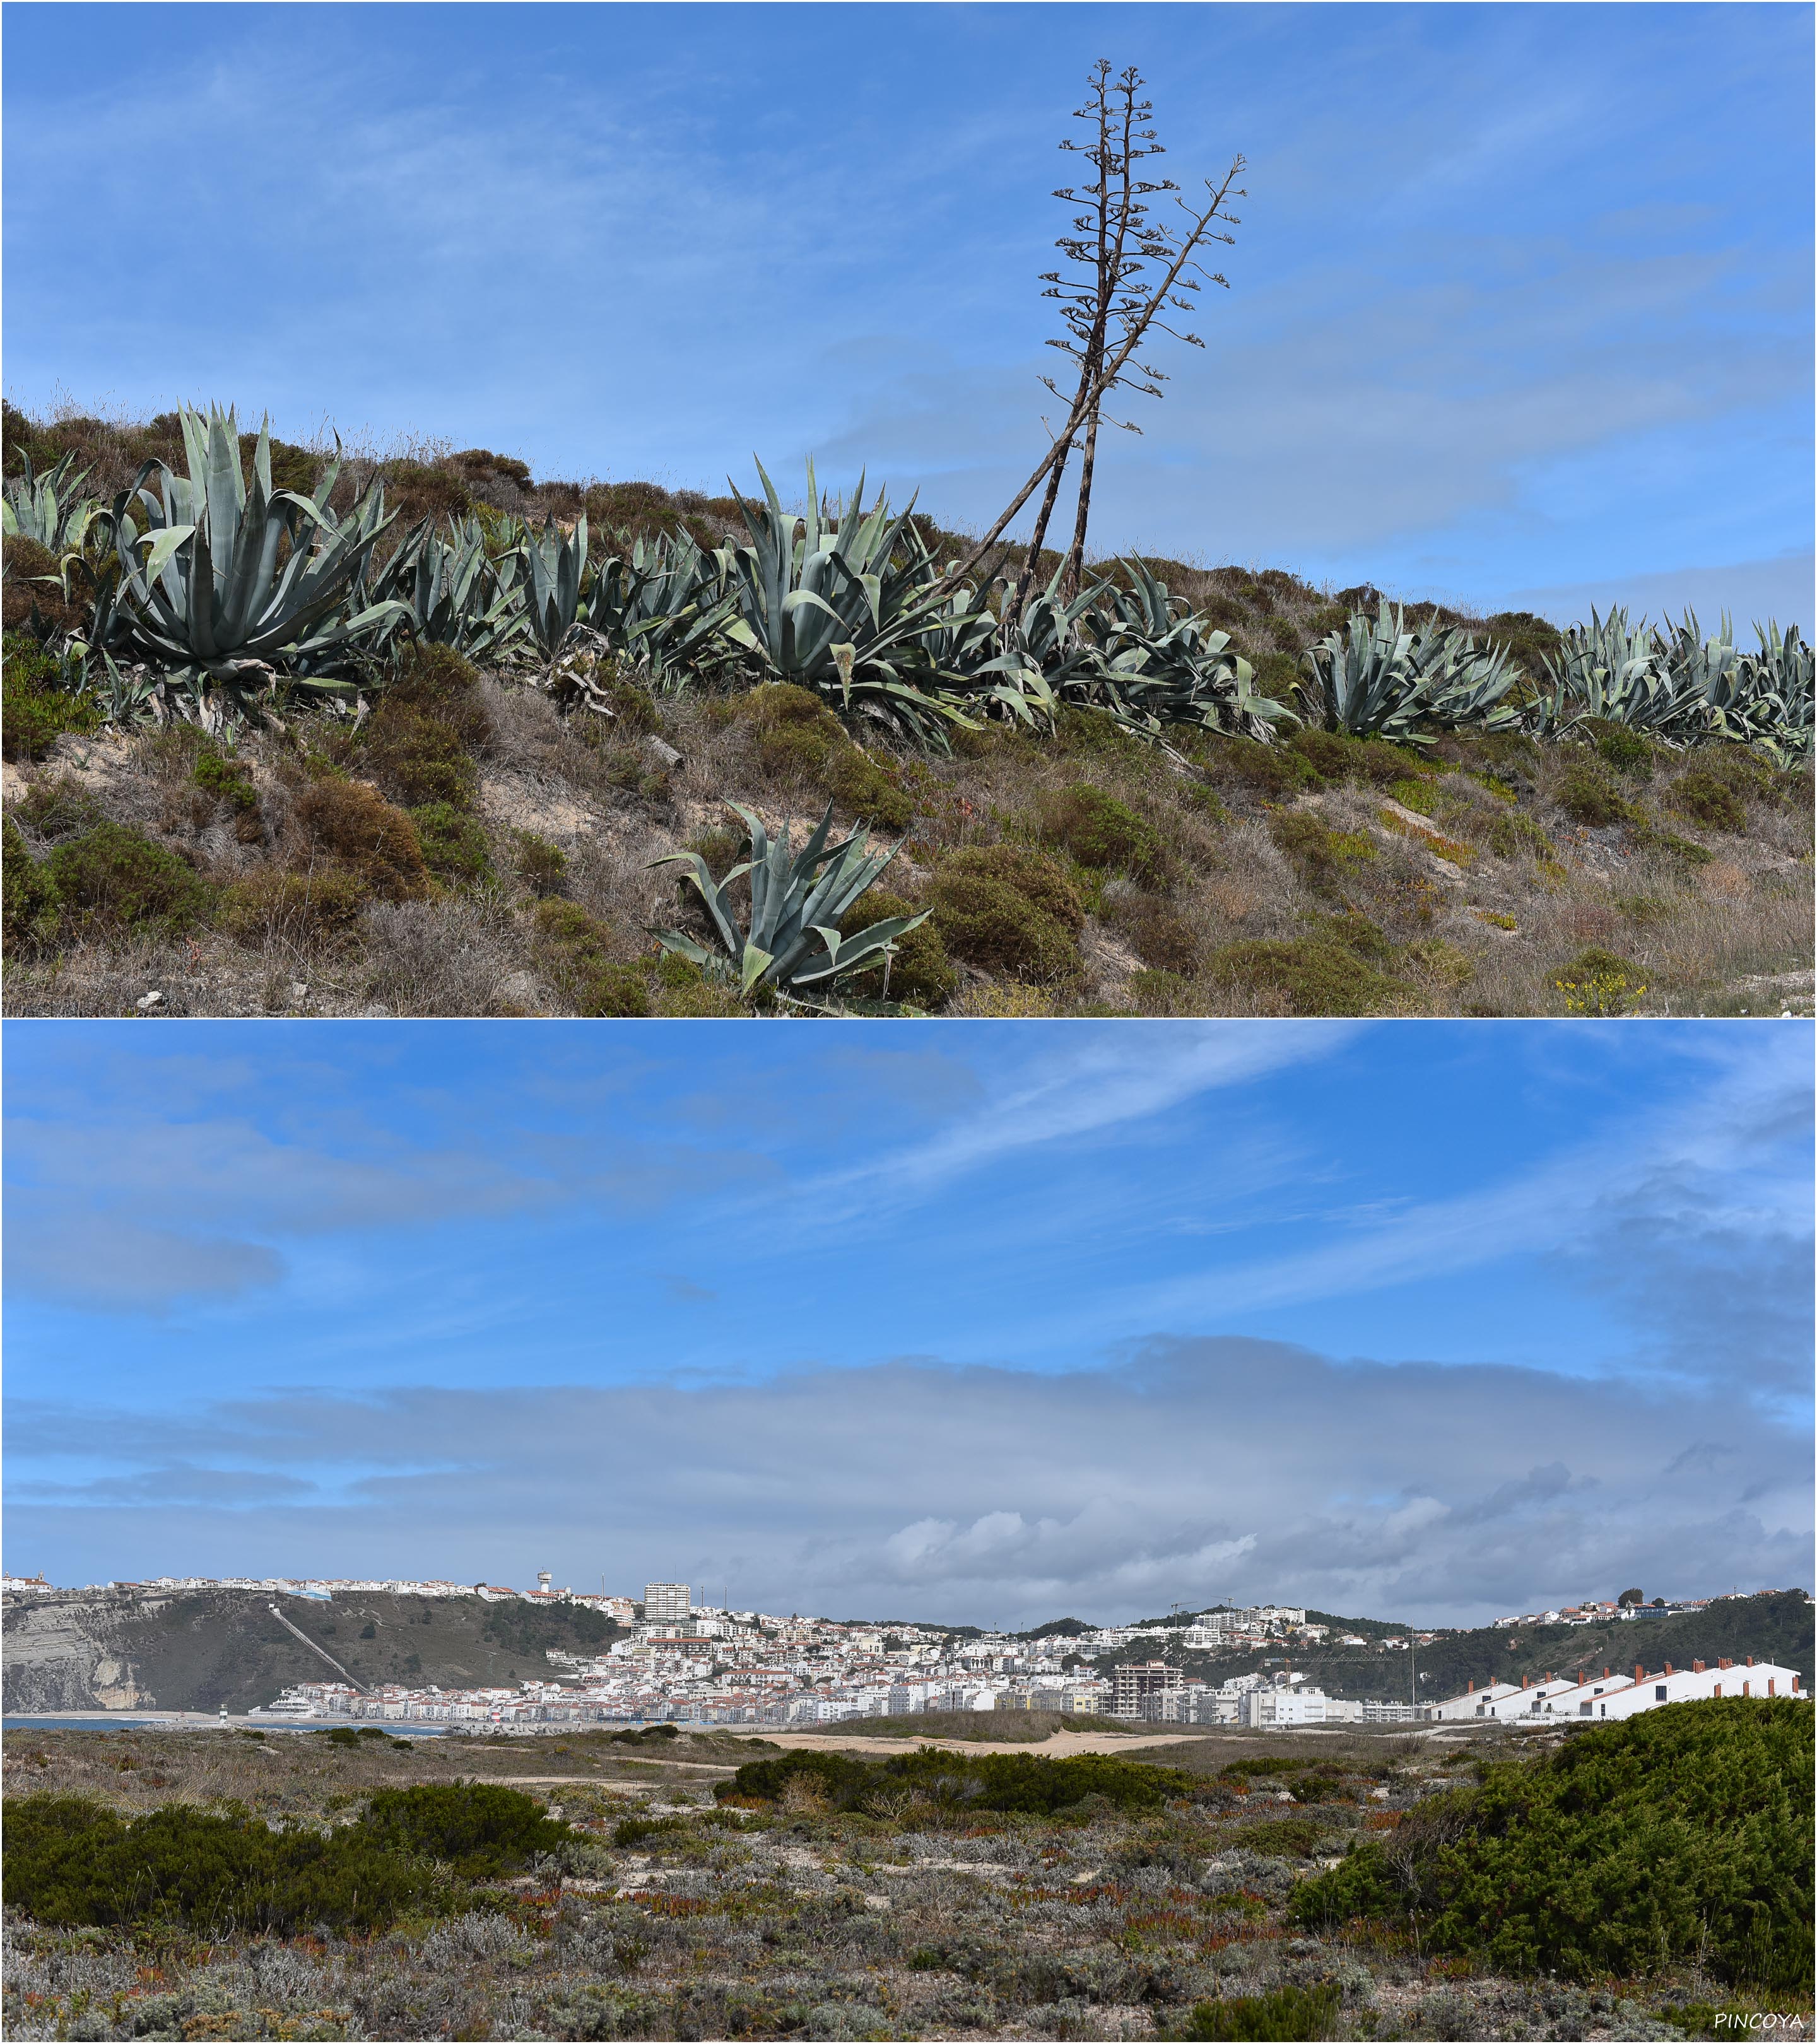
<box><xmin>1702</xmin><ymin>620</ymin><xmax>1814</xmax><ymax>761</ymax></box>
<box><xmin>515</xmin><ymin>513</ymin><xmax>589</xmax><ymax>657</ymax></box>
<box><xmin>584</xmin><ymin>533</ymin><xmax>742</xmax><ymax>684</ymax></box>
<box><xmin>3</xmin><ymin>449</ymin><xmax>110</xmax><ymax>556</ymax></box>
<box><xmin>651</xmin><ymin>801</ymin><xmax>927</xmax><ymax>999</ymax></box>
<box><xmin>720</xmin><ymin>459</ymin><xmax>974</xmax><ymax>739</ymax></box>
<box><xmin>1533</xmin><ymin>608</ymin><xmax>1688</xmax><ymax>737</ymax></box>
<box><xmin>372</xmin><ymin>517</ymin><xmax>526</xmax><ymax>660</ymax></box>
<box><xmin>108</xmin><ymin>405</ymin><xmax>404</xmax><ymax>692</ymax></box>
<box><xmin>1306</xmin><ymin>602</ymin><xmax>1518</xmax><ymax>744</ymax></box>
<box><xmin>1089</xmin><ymin>560</ymin><xmax>1297</xmax><ymax>739</ymax></box>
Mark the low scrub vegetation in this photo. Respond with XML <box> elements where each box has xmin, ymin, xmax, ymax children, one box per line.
<box><xmin>4</xmin><ymin>400</ymin><xmax>1809</xmax><ymax>1018</ymax></box>
<box><xmin>1290</xmin><ymin>1700</ymin><xmax>1813</xmax><ymax>1992</ymax></box>
<box><xmin>4</xmin><ymin>1717</ymin><xmax>1802</xmax><ymax>2041</ymax></box>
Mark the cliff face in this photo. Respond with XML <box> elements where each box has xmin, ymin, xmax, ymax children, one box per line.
<box><xmin>1</xmin><ymin>1591</ymin><xmax>625</xmax><ymax>1714</ymax></box>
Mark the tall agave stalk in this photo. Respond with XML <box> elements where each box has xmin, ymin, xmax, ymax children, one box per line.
<box><xmin>109</xmin><ymin>405</ymin><xmax>404</xmax><ymax>690</ymax></box>
<box><xmin>652</xmin><ymin>801</ymin><xmax>928</xmax><ymax>999</ymax></box>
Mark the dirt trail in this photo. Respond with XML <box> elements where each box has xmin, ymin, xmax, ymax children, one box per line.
<box><xmin>727</xmin><ymin>1729</ymin><xmax>1208</xmax><ymax>1759</ymax></box>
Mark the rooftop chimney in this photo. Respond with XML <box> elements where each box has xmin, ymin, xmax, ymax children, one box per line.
<box><xmin>1521</xmin><ymin>1673</ymin><xmax>1529</xmax><ymax>1689</ymax></box>
<box><xmin>1634</xmin><ymin>1664</ymin><xmax>1644</xmax><ymax>1683</ymax></box>
<box><xmin>1602</xmin><ymin>1667</ymin><xmax>1610</xmax><ymax>1679</ymax></box>
<box><xmin>1664</xmin><ymin>1662</ymin><xmax>1673</xmax><ymax>1676</ymax></box>
<box><xmin>1692</xmin><ymin>1660</ymin><xmax>1705</xmax><ymax>1673</ymax></box>
<box><xmin>1719</xmin><ymin>1657</ymin><xmax>1732</xmax><ymax>1670</ymax></box>
<box><xmin>1746</xmin><ymin>1655</ymin><xmax>1755</xmax><ymax>1667</ymax></box>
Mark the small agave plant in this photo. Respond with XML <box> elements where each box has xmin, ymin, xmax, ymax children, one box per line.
<box><xmin>651</xmin><ymin>801</ymin><xmax>928</xmax><ymax>1001</ymax></box>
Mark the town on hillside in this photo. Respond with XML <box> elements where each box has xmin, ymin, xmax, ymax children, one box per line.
<box><xmin>12</xmin><ymin>1572</ymin><xmax>1784</xmax><ymax>1734</ymax></box>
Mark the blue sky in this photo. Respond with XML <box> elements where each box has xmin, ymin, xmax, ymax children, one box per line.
<box><xmin>6</xmin><ymin>1020</ymin><xmax>1810</xmax><ymax>1627</ymax></box>
<box><xmin>3</xmin><ymin>3</ymin><xmax>1810</xmax><ymax>626</ymax></box>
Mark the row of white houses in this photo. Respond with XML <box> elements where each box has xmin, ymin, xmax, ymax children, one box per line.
<box><xmin>1430</xmin><ymin>1655</ymin><xmax>1802</xmax><ymax>1724</ymax></box>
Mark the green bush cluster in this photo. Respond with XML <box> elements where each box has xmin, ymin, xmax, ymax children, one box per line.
<box><xmin>5</xmin><ymin>817</ymin><xmax>215</xmax><ymax>951</ymax></box>
<box><xmin>1175</xmin><ymin>1982</ymin><xmax>1341</xmax><ymax>2040</ymax></box>
<box><xmin>2</xmin><ymin>628</ymin><xmax>100</xmax><ymax>763</ymax></box>
<box><xmin>1211</xmin><ymin>914</ymin><xmax>1410</xmax><ymax>1018</ymax></box>
<box><xmin>719</xmin><ymin>1744</ymin><xmax>1197</xmax><ymax>1818</ymax></box>
<box><xmin>5</xmin><ymin>1781</ymin><xmax>574</xmax><ymax>1936</ymax></box>
<box><xmin>358</xmin><ymin>1780</ymin><xmax>572</xmax><ymax>1877</ymax></box>
<box><xmin>533</xmin><ymin>898</ymin><xmax>650</xmax><ymax>1018</ymax></box>
<box><xmin>740</xmin><ymin>683</ymin><xmax>914</xmax><ymax>830</ymax></box>
<box><xmin>192</xmin><ymin>744</ymin><xmax>259</xmax><ymax>815</ymax></box>
<box><xmin>409</xmin><ymin>801</ymin><xmax>495</xmax><ymax>887</ymax></box>
<box><xmin>926</xmin><ymin>843</ymin><xmax>1085</xmax><ymax>987</ymax></box>
<box><xmin>1556</xmin><ymin>761</ymin><xmax>1636</xmax><ymax>828</ymax></box>
<box><xmin>1670</xmin><ymin>766</ymin><xmax>1747</xmax><ymax>833</ymax></box>
<box><xmin>4</xmin><ymin>1796</ymin><xmax>442</xmax><ymax>1935</ymax></box>
<box><xmin>1288</xmin><ymin>1700</ymin><xmax>1814</xmax><ymax>1990</ymax></box>
<box><xmin>1033</xmin><ymin>782</ymin><xmax>1168</xmax><ymax>882</ymax></box>
<box><xmin>293</xmin><ymin>777</ymin><xmax>432</xmax><ymax>903</ymax></box>
<box><xmin>1585</xmin><ymin>719</ymin><xmax>1655</xmax><ymax>780</ymax></box>
<box><xmin>838</xmin><ymin>885</ymin><xmax>957</xmax><ymax>1009</ymax></box>
<box><xmin>1267</xmin><ymin>810</ymin><xmax>1378</xmax><ymax>890</ymax></box>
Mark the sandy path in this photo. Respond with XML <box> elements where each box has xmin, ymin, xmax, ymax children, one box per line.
<box><xmin>726</xmin><ymin>1730</ymin><xmax>1208</xmax><ymax>1759</ymax></box>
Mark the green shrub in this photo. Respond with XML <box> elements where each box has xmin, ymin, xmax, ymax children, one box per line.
<box><xmin>359</xmin><ymin>1781</ymin><xmax>571</xmax><ymax>1877</ymax></box>
<box><xmin>838</xmin><ymin>885</ymin><xmax>957</xmax><ymax>1009</ymax></box>
<box><xmin>1585</xmin><ymin>719</ymin><xmax>1655</xmax><ymax>780</ymax></box>
<box><xmin>741</xmin><ymin>682</ymin><xmax>913</xmax><ymax>828</ymax></box>
<box><xmin>218</xmin><ymin>866</ymin><xmax>369</xmax><ymax>948</ymax></box>
<box><xmin>2</xmin><ymin>1795</ymin><xmax>447</xmax><ymax>1935</ymax></box>
<box><xmin>1556</xmin><ymin>761</ymin><xmax>1634</xmax><ymax>828</ymax></box>
<box><xmin>1033</xmin><ymin>783</ymin><xmax>1167</xmax><ymax>881</ymax></box>
<box><xmin>44</xmin><ymin>823</ymin><xmax>213</xmax><ymax>939</ymax></box>
<box><xmin>1267</xmin><ymin>810</ymin><xmax>1377</xmax><ymax>888</ymax></box>
<box><xmin>1105</xmin><ymin>892</ymin><xmax>1201</xmax><ymax>975</ymax></box>
<box><xmin>1479</xmin><ymin>806</ymin><xmax>1559</xmax><ymax>863</ymax></box>
<box><xmin>1054</xmin><ymin>705</ymin><xmax>1144</xmax><ymax>759</ymax></box>
<box><xmin>1288</xmin><ymin>727</ymin><xmax>1426</xmax><ymax>788</ymax></box>
<box><xmin>1220</xmin><ymin>737</ymin><xmax>1322</xmax><ymax>799</ymax></box>
<box><xmin>361</xmin><ymin>703</ymin><xmax>479</xmax><ymax>809</ymax></box>
<box><xmin>409</xmin><ymin>801</ymin><xmax>495</xmax><ymax>887</ymax></box>
<box><xmin>2</xmin><ymin>814</ymin><xmax>62</xmax><ymax>951</ymax></box>
<box><xmin>532</xmin><ymin>897</ymin><xmax>649</xmax><ymax>1015</ymax></box>
<box><xmin>514</xmin><ymin>830</ymin><xmax>568</xmax><ymax>895</ymax></box>
<box><xmin>1671</xmin><ymin>768</ymin><xmax>1746</xmax><ymax>833</ymax></box>
<box><xmin>1211</xmin><ymin>924</ymin><xmax>1409</xmax><ymax>1017</ymax></box>
<box><xmin>193</xmin><ymin>745</ymin><xmax>258</xmax><ymax>813</ymax></box>
<box><xmin>1175</xmin><ymin>1983</ymin><xmax>1341</xmax><ymax>2041</ymax></box>
<box><xmin>3</xmin><ymin>630</ymin><xmax>100</xmax><ymax>762</ymax></box>
<box><xmin>293</xmin><ymin>779</ymin><xmax>431</xmax><ymax>902</ymax></box>
<box><xmin>1289</xmin><ymin>1700</ymin><xmax>1813</xmax><ymax>1990</ymax></box>
<box><xmin>1552</xmin><ymin>946</ymin><xmax>1647</xmax><ymax>1017</ymax></box>
<box><xmin>927</xmin><ymin>845</ymin><xmax>1085</xmax><ymax>987</ymax></box>
<box><xmin>612</xmin><ymin>1815</ymin><xmax>686</xmax><ymax>1848</ymax></box>
<box><xmin>720</xmin><ymin>1745</ymin><xmax>1197</xmax><ymax>1818</ymax></box>
<box><xmin>580</xmin><ymin>963</ymin><xmax>652</xmax><ymax>1019</ymax></box>
<box><xmin>356</xmin><ymin>644</ymin><xmax>490</xmax><ymax>811</ymax></box>
<box><xmin>1129</xmin><ymin>966</ymin><xmax>1196</xmax><ymax>1014</ymax></box>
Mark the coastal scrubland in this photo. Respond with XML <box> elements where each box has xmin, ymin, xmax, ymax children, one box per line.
<box><xmin>4</xmin><ymin>402</ymin><xmax>1810</xmax><ymax>1020</ymax></box>
<box><xmin>3</xmin><ymin>1705</ymin><xmax>1809</xmax><ymax>2041</ymax></box>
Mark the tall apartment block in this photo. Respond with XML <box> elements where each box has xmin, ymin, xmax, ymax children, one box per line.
<box><xmin>644</xmin><ymin>1583</ymin><xmax>691</xmax><ymax>1626</ymax></box>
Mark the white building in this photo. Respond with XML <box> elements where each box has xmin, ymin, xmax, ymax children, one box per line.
<box><xmin>644</xmin><ymin>1583</ymin><xmax>691</xmax><ymax>1627</ymax></box>
<box><xmin>1430</xmin><ymin>1657</ymin><xmax>1804</xmax><ymax>1727</ymax></box>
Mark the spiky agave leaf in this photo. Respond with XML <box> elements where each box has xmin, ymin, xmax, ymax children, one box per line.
<box><xmin>649</xmin><ymin>800</ymin><xmax>927</xmax><ymax>999</ymax></box>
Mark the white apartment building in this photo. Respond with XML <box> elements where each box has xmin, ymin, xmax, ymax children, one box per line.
<box><xmin>1430</xmin><ymin>1657</ymin><xmax>1804</xmax><ymax>1726</ymax></box>
<box><xmin>644</xmin><ymin>1583</ymin><xmax>691</xmax><ymax>1626</ymax></box>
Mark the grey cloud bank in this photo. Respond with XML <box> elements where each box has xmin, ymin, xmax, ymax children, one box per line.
<box><xmin>13</xmin><ymin>1338</ymin><xmax>1808</xmax><ymax>1629</ymax></box>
